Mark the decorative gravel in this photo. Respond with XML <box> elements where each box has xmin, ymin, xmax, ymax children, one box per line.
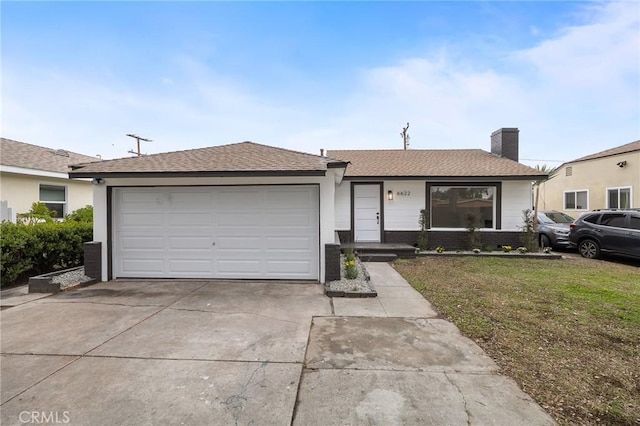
<box><xmin>326</xmin><ymin>256</ymin><xmax>375</xmax><ymax>293</ymax></box>
<box><xmin>51</xmin><ymin>267</ymin><xmax>92</xmax><ymax>290</ymax></box>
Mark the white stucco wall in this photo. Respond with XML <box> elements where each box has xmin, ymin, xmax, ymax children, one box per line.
<box><xmin>383</xmin><ymin>181</ymin><xmax>426</xmax><ymax>230</ymax></box>
<box><xmin>93</xmin><ymin>173</ymin><xmax>339</xmax><ymax>283</ymax></box>
<box><xmin>334</xmin><ymin>179</ymin><xmax>533</xmax><ymax>232</ymax></box>
<box><xmin>335</xmin><ymin>182</ymin><xmax>351</xmax><ymax>230</ymax></box>
<box><xmin>501</xmin><ymin>180</ymin><xmax>533</xmax><ymax>230</ymax></box>
<box><xmin>0</xmin><ymin>171</ymin><xmax>93</xmax><ymax>218</ymax></box>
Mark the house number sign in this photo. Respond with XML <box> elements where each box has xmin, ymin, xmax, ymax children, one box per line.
<box><xmin>396</xmin><ymin>191</ymin><xmax>411</xmax><ymax>196</ymax></box>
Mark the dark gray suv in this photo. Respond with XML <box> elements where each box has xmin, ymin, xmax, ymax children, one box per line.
<box><xmin>538</xmin><ymin>210</ymin><xmax>574</xmax><ymax>248</ymax></box>
<box><xmin>569</xmin><ymin>209</ymin><xmax>640</xmax><ymax>260</ymax></box>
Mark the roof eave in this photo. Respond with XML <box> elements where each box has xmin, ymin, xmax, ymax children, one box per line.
<box><xmin>343</xmin><ymin>174</ymin><xmax>546</xmax><ymax>181</ymax></box>
<box><xmin>68</xmin><ymin>170</ymin><xmax>329</xmax><ymax>179</ymax></box>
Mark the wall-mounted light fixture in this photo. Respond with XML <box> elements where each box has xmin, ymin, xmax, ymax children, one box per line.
<box><xmin>92</xmin><ymin>178</ymin><xmax>104</xmax><ymax>185</ymax></box>
<box><xmin>387</xmin><ymin>190</ymin><xmax>394</xmax><ymax>200</ymax></box>
<box><xmin>616</xmin><ymin>161</ymin><xmax>627</xmax><ymax>168</ymax></box>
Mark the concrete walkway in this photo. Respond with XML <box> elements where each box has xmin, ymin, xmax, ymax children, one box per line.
<box><xmin>0</xmin><ymin>265</ymin><xmax>555</xmax><ymax>425</ymax></box>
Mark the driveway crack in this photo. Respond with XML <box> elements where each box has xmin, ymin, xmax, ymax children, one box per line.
<box><xmin>444</xmin><ymin>372</ymin><xmax>472</xmax><ymax>426</ymax></box>
<box><xmin>221</xmin><ymin>361</ymin><xmax>267</xmax><ymax>426</ymax></box>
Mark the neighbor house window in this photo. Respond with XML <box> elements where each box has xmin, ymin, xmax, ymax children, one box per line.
<box><xmin>39</xmin><ymin>184</ymin><xmax>66</xmax><ymax>218</ymax></box>
<box><xmin>430</xmin><ymin>185</ymin><xmax>496</xmax><ymax>229</ymax></box>
<box><xmin>607</xmin><ymin>187</ymin><xmax>631</xmax><ymax>209</ymax></box>
<box><xmin>564</xmin><ymin>190</ymin><xmax>588</xmax><ymax>210</ymax></box>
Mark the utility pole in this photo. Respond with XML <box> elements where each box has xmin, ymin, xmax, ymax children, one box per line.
<box><xmin>126</xmin><ymin>133</ymin><xmax>152</xmax><ymax>156</ymax></box>
<box><xmin>401</xmin><ymin>122</ymin><xmax>410</xmax><ymax>150</ymax></box>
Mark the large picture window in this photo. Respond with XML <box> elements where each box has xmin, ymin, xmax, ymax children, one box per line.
<box><xmin>430</xmin><ymin>185</ymin><xmax>496</xmax><ymax>229</ymax></box>
<box><xmin>39</xmin><ymin>184</ymin><xmax>66</xmax><ymax>218</ymax></box>
<box><xmin>607</xmin><ymin>187</ymin><xmax>631</xmax><ymax>209</ymax></box>
<box><xmin>564</xmin><ymin>190</ymin><xmax>588</xmax><ymax>210</ymax></box>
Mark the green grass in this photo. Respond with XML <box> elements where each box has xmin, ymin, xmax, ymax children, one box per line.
<box><xmin>394</xmin><ymin>256</ymin><xmax>640</xmax><ymax>426</ymax></box>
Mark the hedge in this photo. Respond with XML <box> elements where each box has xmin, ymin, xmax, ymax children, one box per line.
<box><xmin>1</xmin><ymin>221</ymin><xmax>93</xmax><ymax>287</ymax></box>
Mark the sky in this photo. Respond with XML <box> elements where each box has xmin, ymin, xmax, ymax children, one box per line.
<box><xmin>2</xmin><ymin>1</ymin><xmax>639</xmax><ymax>167</ymax></box>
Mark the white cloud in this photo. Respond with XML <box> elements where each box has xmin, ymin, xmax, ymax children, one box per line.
<box><xmin>1</xmin><ymin>1</ymin><xmax>638</xmax><ymax>166</ymax></box>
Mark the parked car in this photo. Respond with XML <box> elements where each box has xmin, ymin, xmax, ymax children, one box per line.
<box><xmin>569</xmin><ymin>209</ymin><xmax>640</xmax><ymax>260</ymax></box>
<box><xmin>537</xmin><ymin>210</ymin><xmax>575</xmax><ymax>249</ymax></box>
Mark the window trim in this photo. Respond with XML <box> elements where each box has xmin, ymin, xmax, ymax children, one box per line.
<box><xmin>605</xmin><ymin>186</ymin><xmax>632</xmax><ymax>209</ymax></box>
<box><xmin>38</xmin><ymin>182</ymin><xmax>68</xmax><ymax>219</ymax></box>
<box><xmin>563</xmin><ymin>189</ymin><xmax>589</xmax><ymax>211</ymax></box>
<box><xmin>426</xmin><ymin>182</ymin><xmax>501</xmax><ymax>230</ymax></box>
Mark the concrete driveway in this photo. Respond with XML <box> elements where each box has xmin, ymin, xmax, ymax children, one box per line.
<box><xmin>1</xmin><ymin>265</ymin><xmax>554</xmax><ymax>425</ymax></box>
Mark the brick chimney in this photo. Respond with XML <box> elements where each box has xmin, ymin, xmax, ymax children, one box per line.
<box><xmin>491</xmin><ymin>128</ymin><xmax>519</xmax><ymax>162</ymax></box>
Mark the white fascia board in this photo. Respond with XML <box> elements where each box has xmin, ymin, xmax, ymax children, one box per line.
<box><xmin>0</xmin><ymin>165</ymin><xmax>69</xmax><ymax>179</ymax></box>
<box><xmin>0</xmin><ymin>165</ymin><xmax>92</xmax><ymax>182</ymax></box>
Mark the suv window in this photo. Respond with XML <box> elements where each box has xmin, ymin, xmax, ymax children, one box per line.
<box><xmin>599</xmin><ymin>213</ymin><xmax>626</xmax><ymax>228</ymax></box>
<box><xmin>628</xmin><ymin>215</ymin><xmax>640</xmax><ymax>230</ymax></box>
<box><xmin>582</xmin><ymin>214</ymin><xmax>600</xmax><ymax>224</ymax></box>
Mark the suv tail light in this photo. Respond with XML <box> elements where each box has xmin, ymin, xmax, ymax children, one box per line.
<box><xmin>570</xmin><ymin>223</ymin><xmax>576</xmax><ymax>230</ymax></box>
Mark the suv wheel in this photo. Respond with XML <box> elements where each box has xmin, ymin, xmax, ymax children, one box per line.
<box><xmin>540</xmin><ymin>234</ymin><xmax>551</xmax><ymax>248</ymax></box>
<box><xmin>578</xmin><ymin>239</ymin><xmax>600</xmax><ymax>259</ymax></box>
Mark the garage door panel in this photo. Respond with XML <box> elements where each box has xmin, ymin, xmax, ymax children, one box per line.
<box><xmin>121</xmin><ymin>213</ymin><xmax>164</xmax><ymax>227</ymax></box>
<box><xmin>216</xmin><ymin>190</ymin><xmax>261</xmax><ymax>208</ymax></box>
<box><xmin>216</xmin><ymin>212</ymin><xmax>261</xmax><ymax>226</ymax></box>
<box><xmin>121</xmin><ymin>259</ymin><xmax>165</xmax><ymax>274</ymax></box>
<box><xmin>266</xmin><ymin>261</ymin><xmax>312</xmax><ymax>274</ymax></box>
<box><xmin>121</xmin><ymin>236</ymin><xmax>165</xmax><ymax>250</ymax></box>
<box><xmin>121</xmin><ymin>191</ymin><xmax>164</xmax><ymax>205</ymax></box>
<box><xmin>114</xmin><ymin>186</ymin><xmax>319</xmax><ymax>280</ymax></box>
<box><xmin>167</xmin><ymin>191</ymin><xmax>212</xmax><ymax>205</ymax></box>
<box><xmin>168</xmin><ymin>236</ymin><xmax>213</xmax><ymax>250</ymax></box>
<box><xmin>217</xmin><ymin>260</ymin><xmax>262</xmax><ymax>274</ymax></box>
<box><xmin>167</xmin><ymin>212</ymin><xmax>212</xmax><ymax>227</ymax></box>
<box><xmin>265</xmin><ymin>237</ymin><xmax>313</xmax><ymax>250</ymax></box>
<box><xmin>168</xmin><ymin>260</ymin><xmax>213</xmax><ymax>273</ymax></box>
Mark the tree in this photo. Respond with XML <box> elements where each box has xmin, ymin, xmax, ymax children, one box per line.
<box><xmin>533</xmin><ymin>165</ymin><xmax>558</xmax><ymax>234</ymax></box>
<box><xmin>17</xmin><ymin>202</ymin><xmax>56</xmax><ymax>225</ymax></box>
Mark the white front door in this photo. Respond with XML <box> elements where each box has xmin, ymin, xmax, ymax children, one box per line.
<box><xmin>354</xmin><ymin>184</ymin><xmax>381</xmax><ymax>242</ymax></box>
<box><xmin>112</xmin><ymin>186</ymin><xmax>319</xmax><ymax>280</ymax></box>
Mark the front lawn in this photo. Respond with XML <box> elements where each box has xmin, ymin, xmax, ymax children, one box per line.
<box><xmin>394</xmin><ymin>256</ymin><xmax>640</xmax><ymax>426</ymax></box>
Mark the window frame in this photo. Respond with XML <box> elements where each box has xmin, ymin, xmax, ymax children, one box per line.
<box><xmin>606</xmin><ymin>186</ymin><xmax>632</xmax><ymax>209</ymax></box>
<box><xmin>38</xmin><ymin>183</ymin><xmax>68</xmax><ymax>219</ymax></box>
<box><xmin>563</xmin><ymin>189</ymin><xmax>589</xmax><ymax>211</ymax></box>
<box><xmin>426</xmin><ymin>182</ymin><xmax>501</xmax><ymax>230</ymax></box>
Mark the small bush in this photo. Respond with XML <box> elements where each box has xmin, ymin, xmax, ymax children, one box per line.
<box><xmin>0</xmin><ymin>221</ymin><xmax>93</xmax><ymax>287</ymax></box>
<box><xmin>520</xmin><ymin>209</ymin><xmax>537</xmax><ymax>252</ymax></box>
<box><xmin>465</xmin><ymin>212</ymin><xmax>481</xmax><ymax>250</ymax></box>
<box><xmin>343</xmin><ymin>247</ymin><xmax>358</xmax><ymax>279</ymax></box>
<box><xmin>65</xmin><ymin>205</ymin><xmax>93</xmax><ymax>223</ymax></box>
<box><xmin>417</xmin><ymin>209</ymin><xmax>429</xmax><ymax>251</ymax></box>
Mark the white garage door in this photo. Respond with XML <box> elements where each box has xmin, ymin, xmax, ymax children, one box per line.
<box><xmin>113</xmin><ymin>186</ymin><xmax>319</xmax><ymax>280</ymax></box>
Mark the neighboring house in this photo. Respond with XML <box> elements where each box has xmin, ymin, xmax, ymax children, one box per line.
<box><xmin>0</xmin><ymin>138</ymin><xmax>100</xmax><ymax>222</ymax></box>
<box><xmin>69</xmin><ymin>129</ymin><xmax>545</xmax><ymax>284</ymax></box>
<box><xmin>329</xmin><ymin>128</ymin><xmax>546</xmax><ymax>249</ymax></box>
<box><xmin>538</xmin><ymin>140</ymin><xmax>640</xmax><ymax>217</ymax></box>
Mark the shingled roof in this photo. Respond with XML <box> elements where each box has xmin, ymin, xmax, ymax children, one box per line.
<box><xmin>69</xmin><ymin>141</ymin><xmax>348</xmax><ymax>178</ymax></box>
<box><xmin>569</xmin><ymin>140</ymin><xmax>640</xmax><ymax>164</ymax></box>
<box><xmin>0</xmin><ymin>138</ymin><xmax>100</xmax><ymax>174</ymax></box>
<box><xmin>327</xmin><ymin>149</ymin><xmax>546</xmax><ymax>179</ymax></box>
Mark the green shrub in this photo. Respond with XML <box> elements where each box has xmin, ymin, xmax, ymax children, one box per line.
<box><xmin>17</xmin><ymin>202</ymin><xmax>56</xmax><ymax>224</ymax></box>
<box><xmin>417</xmin><ymin>209</ymin><xmax>429</xmax><ymax>251</ymax></box>
<box><xmin>0</xmin><ymin>221</ymin><xmax>93</xmax><ymax>287</ymax></box>
<box><xmin>65</xmin><ymin>205</ymin><xmax>93</xmax><ymax>223</ymax></box>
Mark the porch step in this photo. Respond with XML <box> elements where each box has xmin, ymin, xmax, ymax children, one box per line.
<box><xmin>357</xmin><ymin>253</ymin><xmax>398</xmax><ymax>262</ymax></box>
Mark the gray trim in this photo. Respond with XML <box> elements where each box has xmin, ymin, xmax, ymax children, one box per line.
<box><xmin>344</xmin><ymin>175</ymin><xmax>544</xmax><ymax>181</ymax></box>
<box><xmin>69</xmin><ymin>170</ymin><xmax>328</xmax><ymax>179</ymax></box>
<box><xmin>107</xmin><ymin>187</ymin><xmax>113</xmax><ymax>281</ymax></box>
